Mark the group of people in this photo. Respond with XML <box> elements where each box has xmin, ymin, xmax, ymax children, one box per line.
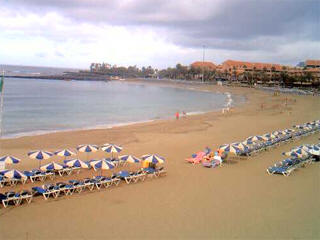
<box><xmin>202</xmin><ymin>148</ymin><xmax>228</xmax><ymax>168</ymax></box>
<box><xmin>175</xmin><ymin>111</ymin><xmax>186</xmax><ymax>120</ymax></box>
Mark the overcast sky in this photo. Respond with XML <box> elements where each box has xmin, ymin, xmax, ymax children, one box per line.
<box><xmin>0</xmin><ymin>0</ymin><xmax>319</xmax><ymax>69</ymax></box>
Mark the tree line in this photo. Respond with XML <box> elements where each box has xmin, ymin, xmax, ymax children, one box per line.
<box><xmin>90</xmin><ymin>62</ymin><xmax>318</xmax><ymax>88</ymax></box>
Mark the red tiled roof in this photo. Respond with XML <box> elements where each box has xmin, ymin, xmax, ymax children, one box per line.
<box><xmin>305</xmin><ymin>60</ymin><xmax>320</xmax><ymax>66</ymax></box>
<box><xmin>222</xmin><ymin>60</ymin><xmax>283</xmax><ymax>71</ymax></box>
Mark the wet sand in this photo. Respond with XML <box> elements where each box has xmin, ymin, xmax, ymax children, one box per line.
<box><xmin>0</xmin><ymin>82</ymin><xmax>319</xmax><ymax>239</ymax></box>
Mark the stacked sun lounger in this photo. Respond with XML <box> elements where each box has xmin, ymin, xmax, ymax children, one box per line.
<box><xmin>0</xmin><ymin>167</ymin><xmax>166</xmax><ymax>209</ymax></box>
<box><xmin>219</xmin><ymin>120</ymin><xmax>320</xmax><ymax>157</ymax></box>
<box><xmin>266</xmin><ymin>142</ymin><xmax>319</xmax><ymax>176</ymax></box>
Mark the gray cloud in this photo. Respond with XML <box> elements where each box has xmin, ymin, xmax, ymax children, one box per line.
<box><xmin>2</xmin><ymin>0</ymin><xmax>320</xmax><ymax>64</ymax></box>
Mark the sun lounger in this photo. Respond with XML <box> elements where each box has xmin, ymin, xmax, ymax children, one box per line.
<box><xmin>99</xmin><ymin>177</ymin><xmax>112</xmax><ymax>188</ymax></box>
<box><xmin>56</xmin><ymin>182</ymin><xmax>74</xmax><ymax>196</ymax></box>
<box><xmin>143</xmin><ymin>167</ymin><xmax>157</xmax><ymax>178</ymax></box>
<box><xmin>32</xmin><ymin>185</ymin><xmax>59</xmax><ymax>200</ymax></box>
<box><xmin>118</xmin><ymin>171</ymin><xmax>134</xmax><ymax>184</ymax></box>
<box><xmin>83</xmin><ymin>178</ymin><xmax>95</xmax><ymax>191</ymax></box>
<box><xmin>6</xmin><ymin>192</ymin><xmax>21</xmax><ymax>207</ymax></box>
<box><xmin>154</xmin><ymin>167</ymin><xmax>166</xmax><ymax>177</ymax></box>
<box><xmin>0</xmin><ymin>193</ymin><xmax>9</xmax><ymax>208</ymax></box>
<box><xmin>134</xmin><ymin>170</ymin><xmax>147</xmax><ymax>181</ymax></box>
<box><xmin>25</xmin><ymin>170</ymin><xmax>45</xmax><ymax>182</ymax></box>
<box><xmin>91</xmin><ymin>176</ymin><xmax>103</xmax><ymax>189</ymax></box>
<box><xmin>0</xmin><ymin>192</ymin><xmax>20</xmax><ymax>208</ymax></box>
<box><xmin>69</xmin><ymin>180</ymin><xmax>85</xmax><ymax>193</ymax></box>
<box><xmin>56</xmin><ymin>165</ymin><xmax>73</xmax><ymax>176</ymax></box>
<box><xmin>31</xmin><ymin>169</ymin><xmax>54</xmax><ymax>181</ymax></box>
<box><xmin>20</xmin><ymin>190</ymin><xmax>33</xmax><ymax>204</ymax></box>
<box><xmin>267</xmin><ymin>165</ymin><xmax>295</xmax><ymax>176</ymax></box>
<box><xmin>185</xmin><ymin>152</ymin><xmax>206</xmax><ymax>165</ymax></box>
<box><xmin>111</xmin><ymin>174</ymin><xmax>121</xmax><ymax>186</ymax></box>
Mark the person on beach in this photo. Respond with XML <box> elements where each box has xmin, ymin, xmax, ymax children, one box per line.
<box><xmin>182</xmin><ymin>111</ymin><xmax>186</xmax><ymax>118</ymax></box>
<box><xmin>175</xmin><ymin>111</ymin><xmax>180</xmax><ymax>120</ymax></box>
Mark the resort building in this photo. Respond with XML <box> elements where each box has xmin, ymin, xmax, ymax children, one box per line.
<box><xmin>190</xmin><ymin>59</ymin><xmax>320</xmax><ymax>86</ymax></box>
<box><xmin>305</xmin><ymin>60</ymin><xmax>320</xmax><ymax>68</ymax></box>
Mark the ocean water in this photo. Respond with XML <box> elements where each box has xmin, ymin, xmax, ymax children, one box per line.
<box><xmin>1</xmin><ymin>77</ymin><xmax>243</xmax><ymax>138</ymax></box>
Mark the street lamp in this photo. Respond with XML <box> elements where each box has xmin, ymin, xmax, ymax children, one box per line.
<box><xmin>202</xmin><ymin>45</ymin><xmax>205</xmax><ymax>83</ymax></box>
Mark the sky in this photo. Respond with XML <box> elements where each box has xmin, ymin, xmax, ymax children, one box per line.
<box><xmin>0</xmin><ymin>0</ymin><xmax>319</xmax><ymax>69</ymax></box>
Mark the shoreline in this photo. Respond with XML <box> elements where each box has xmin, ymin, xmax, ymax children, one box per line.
<box><xmin>1</xmin><ymin>78</ymin><xmax>242</xmax><ymax>140</ymax></box>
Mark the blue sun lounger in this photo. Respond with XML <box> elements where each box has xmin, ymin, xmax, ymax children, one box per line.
<box><xmin>267</xmin><ymin>165</ymin><xmax>295</xmax><ymax>176</ymax></box>
<box><xmin>55</xmin><ymin>182</ymin><xmax>74</xmax><ymax>196</ymax></box>
<box><xmin>19</xmin><ymin>190</ymin><xmax>33</xmax><ymax>204</ymax></box>
<box><xmin>143</xmin><ymin>167</ymin><xmax>157</xmax><ymax>178</ymax></box>
<box><xmin>83</xmin><ymin>178</ymin><xmax>95</xmax><ymax>191</ymax></box>
<box><xmin>92</xmin><ymin>176</ymin><xmax>112</xmax><ymax>189</ymax></box>
<box><xmin>68</xmin><ymin>180</ymin><xmax>85</xmax><ymax>193</ymax></box>
<box><xmin>32</xmin><ymin>185</ymin><xmax>60</xmax><ymax>200</ymax></box>
<box><xmin>0</xmin><ymin>192</ymin><xmax>21</xmax><ymax>208</ymax></box>
<box><xmin>111</xmin><ymin>174</ymin><xmax>121</xmax><ymax>186</ymax></box>
<box><xmin>117</xmin><ymin>171</ymin><xmax>134</xmax><ymax>184</ymax></box>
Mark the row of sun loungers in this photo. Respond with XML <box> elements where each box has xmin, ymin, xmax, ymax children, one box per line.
<box><xmin>0</xmin><ymin>190</ymin><xmax>33</xmax><ymax>208</ymax></box>
<box><xmin>266</xmin><ymin>141</ymin><xmax>319</xmax><ymax>176</ymax></box>
<box><xmin>223</xmin><ymin>120</ymin><xmax>320</xmax><ymax>157</ymax></box>
<box><xmin>267</xmin><ymin>157</ymin><xmax>313</xmax><ymax>176</ymax></box>
<box><xmin>0</xmin><ymin>166</ymin><xmax>82</xmax><ymax>188</ymax></box>
<box><xmin>0</xmin><ymin>168</ymin><xmax>166</xmax><ymax>208</ymax></box>
<box><xmin>0</xmin><ymin>158</ymin><xmax>145</xmax><ymax>188</ymax></box>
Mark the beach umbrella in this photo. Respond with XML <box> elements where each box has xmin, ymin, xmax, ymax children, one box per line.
<box><xmin>0</xmin><ymin>169</ymin><xmax>27</xmax><ymax>180</ymax></box>
<box><xmin>307</xmin><ymin>148</ymin><xmax>320</xmax><ymax>156</ymax></box>
<box><xmin>77</xmin><ymin>144</ymin><xmax>98</xmax><ymax>160</ymax></box>
<box><xmin>141</xmin><ymin>154</ymin><xmax>165</xmax><ymax>164</ymax></box>
<box><xmin>246</xmin><ymin>135</ymin><xmax>264</xmax><ymax>143</ymax></box>
<box><xmin>272</xmin><ymin>131</ymin><xmax>283</xmax><ymax>136</ymax></box>
<box><xmin>101</xmin><ymin>143</ymin><xmax>122</xmax><ymax>158</ymax></box>
<box><xmin>293</xmin><ymin>124</ymin><xmax>304</xmax><ymax>129</ymax></box>
<box><xmin>54</xmin><ymin>149</ymin><xmax>76</xmax><ymax>160</ymax></box>
<box><xmin>219</xmin><ymin>144</ymin><xmax>241</xmax><ymax>155</ymax></box>
<box><xmin>232</xmin><ymin>142</ymin><xmax>249</xmax><ymax>151</ymax></box>
<box><xmin>283</xmin><ymin>148</ymin><xmax>309</xmax><ymax>159</ymax></box>
<box><xmin>304</xmin><ymin>145</ymin><xmax>320</xmax><ymax>156</ymax></box>
<box><xmin>64</xmin><ymin>159</ymin><xmax>89</xmax><ymax>168</ymax></box>
<box><xmin>0</xmin><ymin>155</ymin><xmax>21</xmax><ymax>164</ymax></box>
<box><xmin>119</xmin><ymin>155</ymin><xmax>141</xmax><ymax>163</ymax></box>
<box><xmin>40</xmin><ymin>161</ymin><xmax>63</xmax><ymax>171</ymax></box>
<box><xmin>90</xmin><ymin>159</ymin><xmax>115</xmax><ymax>174</ymax></box>
<box><xmin>28</xmin><ymin>150</ymin><xmax>53</xmax><ymax>168</ymax></box>
<box><xmin>284</xmin><ymin>129</ymin><xmax>295</xmax><ymax>134</ymax></box>
<box><xmin>261</xmin><ymin>133</ymin><xmax>275</xmax><ymax>141</ymax></box>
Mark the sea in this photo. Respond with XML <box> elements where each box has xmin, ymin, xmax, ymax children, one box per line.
<box><xmin>0</xmin><ymin>66</ymin><xmax>245</xmax><ymax>139</ymax></box>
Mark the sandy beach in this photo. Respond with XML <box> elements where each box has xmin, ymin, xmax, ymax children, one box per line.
<box><xmin>0</xmin><ymin>81</ymin><xmax>319</xmax><ymax>239</ymax></box>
